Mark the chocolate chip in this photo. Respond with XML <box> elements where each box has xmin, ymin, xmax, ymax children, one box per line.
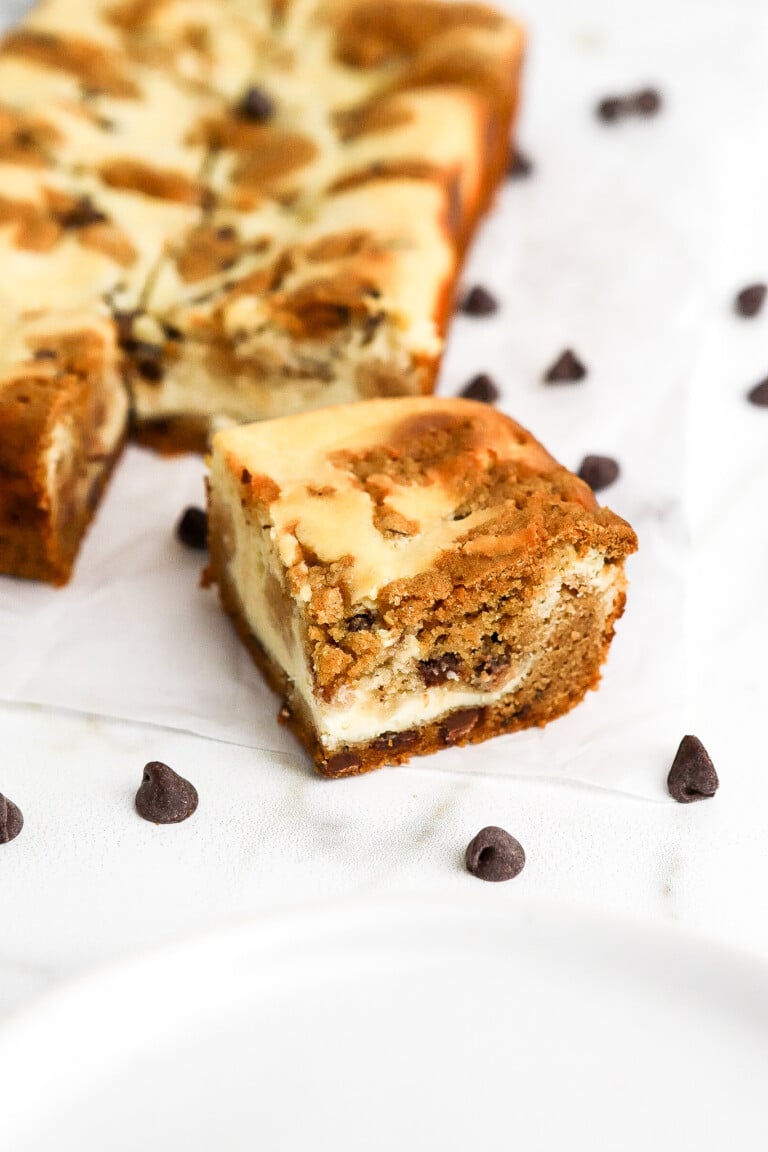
<box><xmin>465</xmin><ymin>826</ymin><xmax>525</xmax><ymax>882</ymax></box>
<box><xmin>0</xmin><ymin>794</ymin><xmax>23</xmax><ymax>844</ymax></box>
<box><xmin>440</xmin><ymin>707</ymin><xmax>481</xmax><ymax>745</ymax></box>
<box><xmin>176</xmin><ymin>506</ymin><xmax>207</xmax><ymax>550</ymax></box>
<box><xmin>473</xmin><ymin>654</ymin><xmax>510</xmax><ymax>683</ymax></box>
<box><xmin>241</xmin><ymin>468</ymin><xmax>252</xmax><ymax>484</ymax></box>
<box><xmin>631</xmin><ymin>87</ymin><xmax>662</xmax><ymax>116</ymax></box>
<box><xmin>597</xmin><ymin>89</ymin><xmax>662</xmax><ymax>123</ymax></box>
<box><xmin>58</xmin><ymin>196</ymin><xmax>107</xmax><ymax>229</ymax></box>
<box><xmin>236</xmin><ymin>86</ymin><xmax>275</xmax><ymax>122</ymax></box>
<box><xmin>347</xmin><ymin>611</ymin><xmax>376</xmax><ymax>632</ymax></box>
<box><xmin>596</xmin><ymin>96</ymin><xmax>625</xmax><ymax>123</ymax></box>
<box><xmin>507</xmin><ymin>148</ymin><xmax>532</xmax><ymax>178</ymax></box>
<box><xmin>735</xmin><ymin>283</ymin><xmax>767</xmax><ymax>318</ymax></box>
<box><xmin>216</xmin><ymin>225</ymin><xmax>237</xmax><ymax>240</ymax></box>
<box><xmin>162</xmin><ymin>323</ymin><xmax>183</xmax><ymax>341</ymax></box>
<box><xmin>113</xmin><ymin>310</ymin><xmax>137</xmax><ymax>349</ymax></box>
<box><xmin>420</xmin><ymin>653</ymin><xmax>462</xmax><ymax>687</ymax></box>
<box><xmin>135</xmin><ymin>761</ymin><xmax>198</xmax><ymax>824</ymax></box>
<box><xmin>747</xmin><ymin>378</ymin><xmax>768</xmax><ymax>406</ymax></box>
<box><xmin>133</xmin><ymin>342</ymin><xmax>163</xmax><ymax>382</ymax></box>
<box><xmin>461</xmin><ymin>285</ymin><xmax>498</xmax><ymax>316</ymax></box>
<box><xmin>667</xmin><ymin>736</ymin><xmax>718</xmax><ymax>803</ymax></box>
<box><xmin>577</xmin><ymin>454</ymin><xmax>620</xmax><ymax>492</ymax></box>
<box><xmin>371</xmin><ymin>729</ymin><xmax>419</xmax><ymax>754</ymax></box>
<box><xmin>544</xmin><ymin>349</ymin><xmax>587</xmax><ymax>383</ymax></box>
<box><xmin>324</xmin><ymin>750</ymin><xmax>362</xmax><ymax>776</ymax></box>
<box><xmin>33</xmin><ymin>348</ymin><xmax>56</xmax><ymax>360</ymax></box>
<box><xmin>459</xmin><ymin>373</ymin><xmax>499</xmax><ymax>403</ymax></box>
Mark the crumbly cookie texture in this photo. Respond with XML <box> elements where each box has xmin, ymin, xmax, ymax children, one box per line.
<box><xmin>0</xmin><ymin>0</ymin><xmax>523</xmax><ymax>582</ymax></box>
<box><xmin>207</xmin><ymin>397</ymin><xmax>638</xmax><ymax>776</ymax></box>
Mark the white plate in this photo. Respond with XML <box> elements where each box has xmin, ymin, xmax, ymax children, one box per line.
<box><xmin>1</xmin><ymin>897</ymin><xmax>766</xmax><ymax>1151</ymax></box>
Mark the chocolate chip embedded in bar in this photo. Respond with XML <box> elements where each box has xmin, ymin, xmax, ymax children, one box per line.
<box><xmin>235</xmin><ymin>86</ymin><xmax>275</xmax><ymax>123</ymax></box>
<box><xmin>206</xmin><ymin>395</ymin><xmax>637</xmax><ymax>776</ymax></box>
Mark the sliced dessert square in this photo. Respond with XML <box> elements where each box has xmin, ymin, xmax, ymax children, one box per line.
<box><xmin>207</xmin><ymin>396</ymin><xmax>638</xmax><ymax>776</ymax></box>
<box><xmin>0</xmin><ymin>311</ymin><xmax>127</xmax><ymax>584</ymax></box>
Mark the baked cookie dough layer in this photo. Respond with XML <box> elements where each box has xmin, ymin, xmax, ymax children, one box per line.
<box><xmin>207</xmin><ymin>397</ymin><xmax>638</xmax><ymax>776</ymax></box>
<box><xmin>0</xmin><ymin>0</ymin><xmax>523</xmax><ymax>581</ymax></box>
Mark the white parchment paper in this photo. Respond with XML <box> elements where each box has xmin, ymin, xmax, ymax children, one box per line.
<box><xmin>0</xmin><ymin>0</ymin><xmax>753</xmax><ymax>798</ymax></box>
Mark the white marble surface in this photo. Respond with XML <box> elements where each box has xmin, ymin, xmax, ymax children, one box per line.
<box><xmin>1</xmin><ymin>0</ymin><xmax>768</xmax><ymax>1034</ymax></box>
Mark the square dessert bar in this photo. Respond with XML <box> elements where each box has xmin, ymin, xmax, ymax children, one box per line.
<box><xmin>207</xmin><ymin>397</ymin><xmax>638</xmax><ymax>776</ymax></box>
<box><xmin>0</xmin><ymin>312</ymin><xmax>127</xmax><ymax>584</ymax></box>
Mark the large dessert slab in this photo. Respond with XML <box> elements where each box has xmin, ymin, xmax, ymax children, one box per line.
<box><xmin>0</xmin><ymin>0</ymin><xmax>523</xmax><ymax>581</ymax></box>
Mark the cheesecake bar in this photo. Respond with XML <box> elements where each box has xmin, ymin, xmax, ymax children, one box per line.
<box><xmin>123</xmin><ymin>0</ymin><xmax>525</xmax><ymax>448</ymax></box>
<box><xmin>0</xmin><ymin>311</ymin><xmax>127</xmax><ymax>583</ymax></box>
<box><xmin>0</xmin><ymin>0</ymin><xmax>524</xmax><ymax>582</ymax></box>
<box><xmin>207</xmin><ymin>397</ymin><xmax>638</xmax><ymax>776</ymax></box>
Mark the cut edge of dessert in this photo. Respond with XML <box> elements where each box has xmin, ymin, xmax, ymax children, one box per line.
<box><xmin>206</xmin><ymin>396</ymin><xmax>638</xmax><ymax>776</ymax></box>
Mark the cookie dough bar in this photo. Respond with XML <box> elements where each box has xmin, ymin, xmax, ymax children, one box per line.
<box><xmin>207</xmin><ymin>397</ymin><xmax>638</xmax><ymax>776</ymax></box>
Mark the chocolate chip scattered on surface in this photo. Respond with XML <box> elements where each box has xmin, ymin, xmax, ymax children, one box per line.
<box><xmin>236</xmin><ymin>85</ymin><xmax>275</xmax><ymax>122</ymax></box>
<box><xmin>459</xmin><ymin>373</ymin><xmax>500</xmax><ymax>403</ymax></box>
<box><xmin>0</xmin><ymin>793</ymin><xmax>23</xmax><ymax>844</ymax></box>
<box><xmin>578</xmin><ymin>454</ymin><xmax>620</xmax><ymax>492</ymax></box>
<box><xmin>466</xmin><ymin>826</ymin><xmax>525</xmax><ymax>882</ymax></box>
<box><xmin>747</xmin><ymin>378</ymin><xmax>768</xmax><ymax>406</ymax></box>
<box><xmin>735</xmin><ymin>283</ymin><xmax>767</xmax><ymax>318</ymax></box>
<box><xmin>460</xmin><ymin>285</ymin><xmax>499</xmax><ymax>316</ymax></box>
<box><xmin>176</xmin><ymin>505</ymin><xmax>208</xmax><ymax>550</ymax></box>
<box><xmin>667</xmin><ymin>735</ymin><xmax>719</xmax><ymax>803</ymax></box>
<box><xmin>596</xmin><ymin>96</ymin><xmax>624</xmax><ymax>123</ymax></box>
<box><xmin>596</xmin><ymin>88</ymin><xmax>662</xmax><ymax>123</ymax></box>
<box><xmin>135</xmin><ymin>761</ymin><xmax>199</xmax><ymax>824</ymax></box>
<box><xmin>544</xmin><ymin>348</ymin><xmax>587</xmax><ymax>383</ymax></box>
<box><xmin>631</xmin><ymin>87</ymin><xmax>662</xmax><ymax>115</ymax></box>
<box><xmin>507</xmin><ymin>148</ymin><xmax>533</xmax><ymax>178</ymax></box>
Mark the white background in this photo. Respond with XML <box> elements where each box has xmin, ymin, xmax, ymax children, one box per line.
<box><xmin>0</xmin><ymin>0</ymin><xmax>767</xmax><ymax>1031</ymax></box>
